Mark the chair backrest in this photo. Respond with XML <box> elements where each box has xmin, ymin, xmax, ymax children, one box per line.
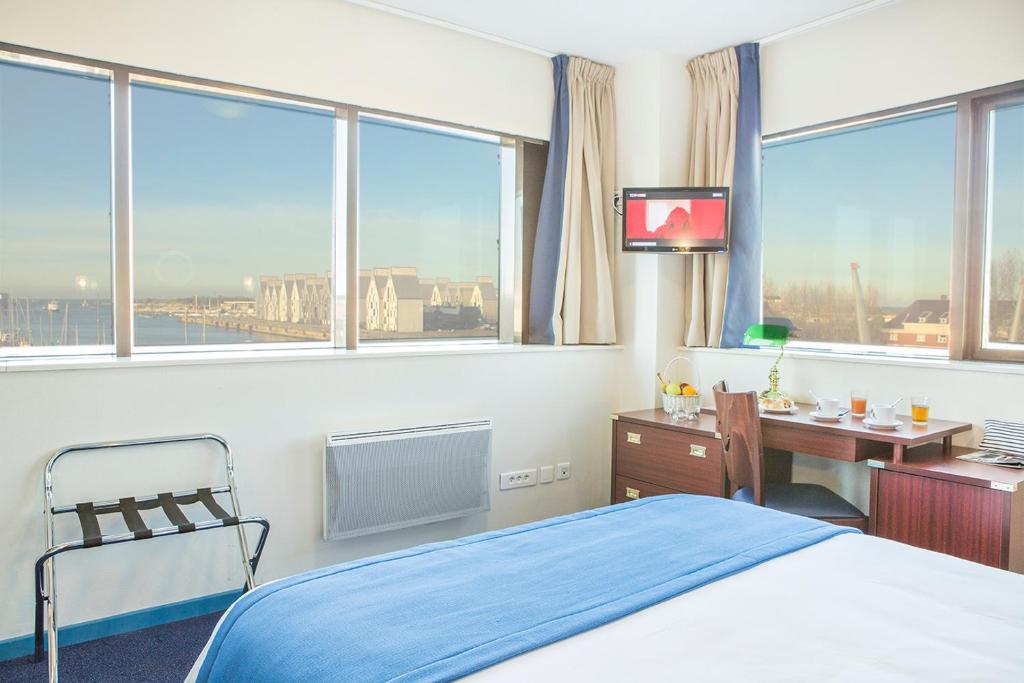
<box><xmin>712</xmin><ymin>380</ymin><xmax>766</xmax><ymax>505</ymax></box>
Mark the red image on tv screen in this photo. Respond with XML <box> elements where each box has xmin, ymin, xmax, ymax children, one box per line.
<box><xmin>625</xmin><ymin>198</ymin><xmax>727</xmax><ymax>241</ymax></box>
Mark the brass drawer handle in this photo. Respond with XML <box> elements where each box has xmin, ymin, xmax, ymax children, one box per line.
<box><xmin>626</xmin><ymin>432</ymin><xmax>642</xmax><ymax>445</ymax></box>
<box><xmin>625</xmin><ymin>486</ymin><xmax>640</xmax><ymax>500</ymax></box>
<box><xmin>690</xmin><ymin>444</ymin><xmax>707</xmax><ymax>458</ymax></box>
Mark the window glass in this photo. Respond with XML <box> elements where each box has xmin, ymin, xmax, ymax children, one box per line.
<box><xmin>983</xmin><ymin>101</ymin><xmax>1024</xmax><ymax>348</ymax></box>
<box><xmin>762</xmin><ymin>107</ymin><xmax>956</xmax><ymax>352</ymax></box>
<box><xmin>358</xmin><ymin>116</ymin><xmax>501</xmax><ymax>342</ymax></box>
<box><xmin>131</xmin><ymin>81</ymin><xmax>334</xmax><ymax>348</ymax></box>
<box><xmin>0</xmin><ymin>59</ymin><xmax>113</xmax><ymax>352</ymax></box>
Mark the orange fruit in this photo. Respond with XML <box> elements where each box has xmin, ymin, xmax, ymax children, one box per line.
<box><xmin>682</xmin><ymin>385</ymin><xmax>698</xmax><ymax>396</ymax></box>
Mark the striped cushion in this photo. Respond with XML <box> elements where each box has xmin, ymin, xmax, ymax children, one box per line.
<box><xmin>980</xmin><ymin>419</ymin><xmax>1024</xmax><ymax>458</ymax></box>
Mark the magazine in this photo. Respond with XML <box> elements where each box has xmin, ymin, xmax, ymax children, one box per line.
<box><xmin>956</xmin><ymin>450</ymin><xmax>1024</xmax><ymax>469</ymax></box>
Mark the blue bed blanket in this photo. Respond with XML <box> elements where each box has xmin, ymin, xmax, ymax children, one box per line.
<box><xmin>196</xmin><ymin>494</ymin><xmax>857</xmax><ymax>682</ymax></box>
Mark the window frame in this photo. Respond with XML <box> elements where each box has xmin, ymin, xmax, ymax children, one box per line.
<box><xmin>762</xmin><ymin>79</ymin><xmax>1024</xmax><ymax>363</ymax></box>
<box><xmin>0</xmin><ymin>50</ymin><xmax>117</xmax><ymax>358</ymax></box>
<box><xmin>0</xmin><ymin>42</ymin><xmax>531</xmax><ymax>360</ymax></box>
<box><xmin>353</xmin><ymin>112</ymin><xmax>516</xmax><ymax>346</ymax></box>
<box><xmin>124</xmin><ymin>74</ymin><xmax>340</xmax><ymax>354</ymax></box>
<box><xmin>957</xmin><ymin>84</ymin><xmax>1024</xmax><ymax>363</ymax></box>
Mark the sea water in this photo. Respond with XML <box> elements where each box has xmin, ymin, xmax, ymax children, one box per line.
<box><xmin>1</xmin><ymin>300</ymin><xmax>298</xmax><ymax>348</ymax></box>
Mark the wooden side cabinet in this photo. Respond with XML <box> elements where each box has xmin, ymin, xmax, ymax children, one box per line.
<box><xmin>869</xmin><ymin>444</ymin><xmax>1024</xmax><ymax>572</ymax></box>
<box><xmin>611</xmin><ymin>411</ymin><xmax>726</xmax><ymax>504</ymax></box>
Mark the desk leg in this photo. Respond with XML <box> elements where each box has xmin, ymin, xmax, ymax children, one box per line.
<box><xmin>942</xmin><ymin>435</ymin><xmax>953</xmax><ymax>453</ymax></box>
<box><xmin>892</xmin><ymin>443</ymin><xmax>905</xmax><ymax>464</ymax></box>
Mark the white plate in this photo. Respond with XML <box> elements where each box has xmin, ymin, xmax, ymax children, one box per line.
<box><xmin>810</xmin><ymin>411</ymin><xmax>845</xmax><ymax>422</ymax></box>
<box><xmin>760</xmin><ymin>405</ymin><xmax>798</xmax><ymax>415</ymax></box>
<box><xmin>864</xmin><ymin>417</ymin><xmax>904</xmax><ymax>430</ymax></box>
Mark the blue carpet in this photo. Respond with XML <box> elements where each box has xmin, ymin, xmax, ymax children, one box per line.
<box><xmin>0</xmin><ymin>611</ymin><xmax>220</xmax><ymax>682</ymax></box>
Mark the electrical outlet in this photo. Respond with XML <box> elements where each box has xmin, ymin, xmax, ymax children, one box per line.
<box><xmin>556</xmin><ymin>462</ymin><xmax>571</xmax><ymax>480</ymax></box>
<box><xmin>539</xmin><ymin>465</ymin><xmax>554</xmax><ymax>484</ymax></box>
<box><xmin>499</xmin><ymin>468</ymin><xmax>538</xmax><ymax>490</ymax></box>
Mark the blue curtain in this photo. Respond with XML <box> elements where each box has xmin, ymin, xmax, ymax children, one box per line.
<box><xmin>720</xmin><ymin>43</ymin><xmax>762</xmax><ymax>348</ymax></box>
<box><xmin>528</xmin><ymin>55</ymin><xmax>570</xmax><ymax>344</ymax></box>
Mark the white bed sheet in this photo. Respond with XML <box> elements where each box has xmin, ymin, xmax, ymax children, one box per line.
<box><xmin>468</xmin><ymin>533</ymin><xmax>1024</xmax><ymax>682</ymax></box>
<box><xmin>189</xmin><ymin>533</ymin><xmax>1024</xmax><ymax>682</ymax></box>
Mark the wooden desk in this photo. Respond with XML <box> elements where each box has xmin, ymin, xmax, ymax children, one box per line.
<box><xmin>614</xmin><ymin>406</ymin><xmax>972</xmax><ymax>465</ymax></box>
<box><xmin>610</xmin><ymin>408</ymin><xmax>1015</xmax><ymax>571</ymax></box>
<box><xmin>758</xmin><ymin>407</ymin><xmax>972</xmax><ymax>463</ymax></box>
<box><xmin>868</xmin><ymin>444</ymin><xmax>1024</xmax><ymax>571</ymax></box>
<box><xmin>611</xmin><ymin>405</ymin><xmax>971</xmax><ymax>510</ymax></box>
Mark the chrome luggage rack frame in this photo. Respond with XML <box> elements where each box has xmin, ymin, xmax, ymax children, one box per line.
<box><xmin>33</xmin><ymin>433</ymin><xmax>270</xmax><ymax>682</ymax></box>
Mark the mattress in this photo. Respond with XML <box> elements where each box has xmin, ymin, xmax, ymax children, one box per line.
<box><xmin>189</xmin><ymin>525</ymin><xmax>1024</xmax><ymax>682</ymax></box>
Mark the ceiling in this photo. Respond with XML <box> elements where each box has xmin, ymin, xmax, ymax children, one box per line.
<box><xmin>353</xmin><ymin>0</ymin><xmax>882</xmax><ymax>64</ymax></box>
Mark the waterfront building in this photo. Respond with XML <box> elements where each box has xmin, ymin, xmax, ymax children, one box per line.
<box><xmin>256</xmin><ymin>273</ymin><xmax>331</xmax><ymax>327</ymax></box>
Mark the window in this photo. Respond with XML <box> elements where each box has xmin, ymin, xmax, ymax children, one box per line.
<box><xmin>0</xmin><ymin>46</ymin><xmax>527</xmax><ymax>362</ymax></box>
<box><xmin>0</xmin><ymin>55</ymin><xmax>113</xmax><ymax>354</ymax></box>
<box><xmin>131</xmin><ymin>81</ymin><xmax>335</xmax><ymax>349</ymax></box>
<box><xmin>357</xmin><ymin>115</ymin><xmax>505</xmax><ymax>342</ymax></box>
<box><xmin>763</xmin><ymin>107</ymin><xmax>956</xmax><ymax>354</ymax></box>
<box><xmin>980</xmin><ymin>99</ymin><xmax>1024</xmax><ymax>353</ymax></box>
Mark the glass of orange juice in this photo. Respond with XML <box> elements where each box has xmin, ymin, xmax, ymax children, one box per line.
<box><xmin>911</xmin><ymin>395</ymin><xmax>930</xmax><ymax>425</ymax></box>
<box><xmin>850</xmin><ymin>389</ymin><xmax>868</xmax><ymax>418</ymax></box>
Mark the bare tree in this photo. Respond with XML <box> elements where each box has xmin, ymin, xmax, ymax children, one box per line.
<box><xmin>991</xmin><ymin>248</ymin><xmax>1023</xmax><ymax>304</ymax></box>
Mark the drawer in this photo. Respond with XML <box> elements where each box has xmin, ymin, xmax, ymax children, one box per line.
<box><xmin>613</xmin><ymin>475</ymin><xmax>681</xmax><ymax>505</ymax></box>
<box><xmin>763</xmin><ymin>423</ymin><xmax>888</xmax><ymax>462</ymax></box>
<box><xmin>615</xmin><ymin>422</ymin><xmax>723</xmax><ymax>496</ymax></box>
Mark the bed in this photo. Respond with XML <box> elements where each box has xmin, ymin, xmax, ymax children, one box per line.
<box><xmin>188</xmin><ymin>495</ymin><xmax>1024</xmax><ymax>682</ymax></box>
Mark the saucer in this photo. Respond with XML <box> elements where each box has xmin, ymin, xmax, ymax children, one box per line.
<box><xmin>810</xmin><ymin>410</ymin><xmax>844</xmax><ymax>422</ymax></box>
<box><xmin>864</xmin><ymin>417</ymin><xmax>903</xmax><ymax>430</ymax></box>
<box><xmin>761</xmin><ymin>405</ymin><xmax>799</xmax><ymax>415</ymax></box>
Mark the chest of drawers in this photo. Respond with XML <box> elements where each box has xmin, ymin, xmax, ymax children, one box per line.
<box><xmin>611</xmin><ymin>411</ymin><xmax>726</xmax><ymax>504</ymax></box>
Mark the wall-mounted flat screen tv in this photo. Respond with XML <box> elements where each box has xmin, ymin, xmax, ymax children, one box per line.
<box><xmin>622</xmin><ymin>187</ymin><xmax>730</xmax><ymax>253</ymax></box>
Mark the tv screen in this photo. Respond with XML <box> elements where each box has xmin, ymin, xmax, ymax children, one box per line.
<box><xmin>622</xmin><ymin>187</ymin><xmax>730</xmax><ymax>253</ymax></box>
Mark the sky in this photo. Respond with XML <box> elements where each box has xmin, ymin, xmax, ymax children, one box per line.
<box><xmin>764</xmin><ymin>105</ymin><xmax>1024</xmax><ymax>308</ymax></box>
<box><xmin>1</xmin><ymin>61</ymin><xmax>500</xmax><ymax>300</ymax></box>
<box><xmin>0</xmin><ymin>62</ymin><xmax>113</xmax><ymax>300</ymax></box>
<box><xmin>989</xmin><ymin>103</ymin><xmax>1024</xmax><ymax>259</ymax></box>
<box><xmin>359</xmin><ymin>117</ymin><xmax>500</xmax><ymax>284</ymax></box>
<box><xmin>764</xmin><ymin>108</ymin><xmax>956</xmax><ymax>306</ymax></box>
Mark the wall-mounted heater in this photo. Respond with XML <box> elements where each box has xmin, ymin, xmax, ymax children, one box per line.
<box><xmin>323</xmin><ymin>420</ymin><xmax>492</xmax><ymax>541</ymax></box>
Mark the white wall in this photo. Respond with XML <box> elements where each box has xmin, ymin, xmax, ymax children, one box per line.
<box><xmin>761</xmin><ymin>0</ymin><xmax>1024</xmax><ymax>133</ymax></box>
<box><xmin>0</xmin><ymin>0</ymin><xmax>593</xmax><ymax>644</ymax></box>
<box><xmin>0</xmin><ymin>348</ymin><xmax>621</xmax><ymax>641</ymax></box>
<box><xmin>0</xmin><ymin>0</ymin><xmax>552</xmax><ymax>139</ymax></box>
<box><xmin>614</xmin><ymin>52</ymin><xmax>691</xmax><ymax>409</ymax></box>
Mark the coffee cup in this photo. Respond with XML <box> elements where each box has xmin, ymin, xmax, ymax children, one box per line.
<box><xmin>816</xmin><ymin>397</ymin><xmax>842</xmax><ymax>418</ymax></box>
<box><xmin>870</xmin><ymin>404</ymin><xmax>897</xmax><ymax>425</ymax></box>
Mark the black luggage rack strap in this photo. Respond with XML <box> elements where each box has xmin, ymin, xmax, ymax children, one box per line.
<box><xmin>33</xmin><ymin>434</ymin><xmax>270</xmax><ymax>683</ymax></box>
<box><xmin>72</xmin><ymin>487</ymin><xmax>240</xmax><ymax>546</ymax></box>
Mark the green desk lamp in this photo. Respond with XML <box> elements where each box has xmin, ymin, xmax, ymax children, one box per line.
<box><xmin>743</xmin><ymin>323</ymin><xmax>790</xmax><ymax>400</ymax></box>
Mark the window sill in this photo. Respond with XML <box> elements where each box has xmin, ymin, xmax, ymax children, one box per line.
<box><xmin>680</xmin><ymin>346</ymin><xmax>1024</xmax><ymax>376</ymax></box>
<box><xmin>0</xmin><ymin>342</ymin><xmax>623</xmax><ymax>374</ymax></box>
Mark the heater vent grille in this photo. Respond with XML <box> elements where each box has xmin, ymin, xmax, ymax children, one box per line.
<box><xmin>323</xmin><ymin>420</ymin><xmax>491</xmax><ymax>540</ymax></box>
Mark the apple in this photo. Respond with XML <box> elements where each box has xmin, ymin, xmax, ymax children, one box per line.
<box><xmin>666</xmin><ymin>383</ymin><xmax>682</xmax><ymax>396</ymax></box>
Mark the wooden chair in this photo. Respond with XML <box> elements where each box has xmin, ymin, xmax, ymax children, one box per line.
<box><xmin>712</xmin><ymin>381</ymin><xmax>866</xmax><ymax>531</ymax></box>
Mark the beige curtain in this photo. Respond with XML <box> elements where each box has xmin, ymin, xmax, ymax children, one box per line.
<box><xmin>553</xmin><ymin>56</ymin><xmax>617</xmax><ymax>344</ymax></box>
<box><xmin>683</xmin><ymin>48</ymin><xmax>738</xmax><ymax>347</ymax></box>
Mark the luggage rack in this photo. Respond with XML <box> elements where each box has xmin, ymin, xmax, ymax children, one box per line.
<box><xmin>34</xmin><ymin>434</ymin><xmax>269</xmax><ymax>683</ymax></box>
